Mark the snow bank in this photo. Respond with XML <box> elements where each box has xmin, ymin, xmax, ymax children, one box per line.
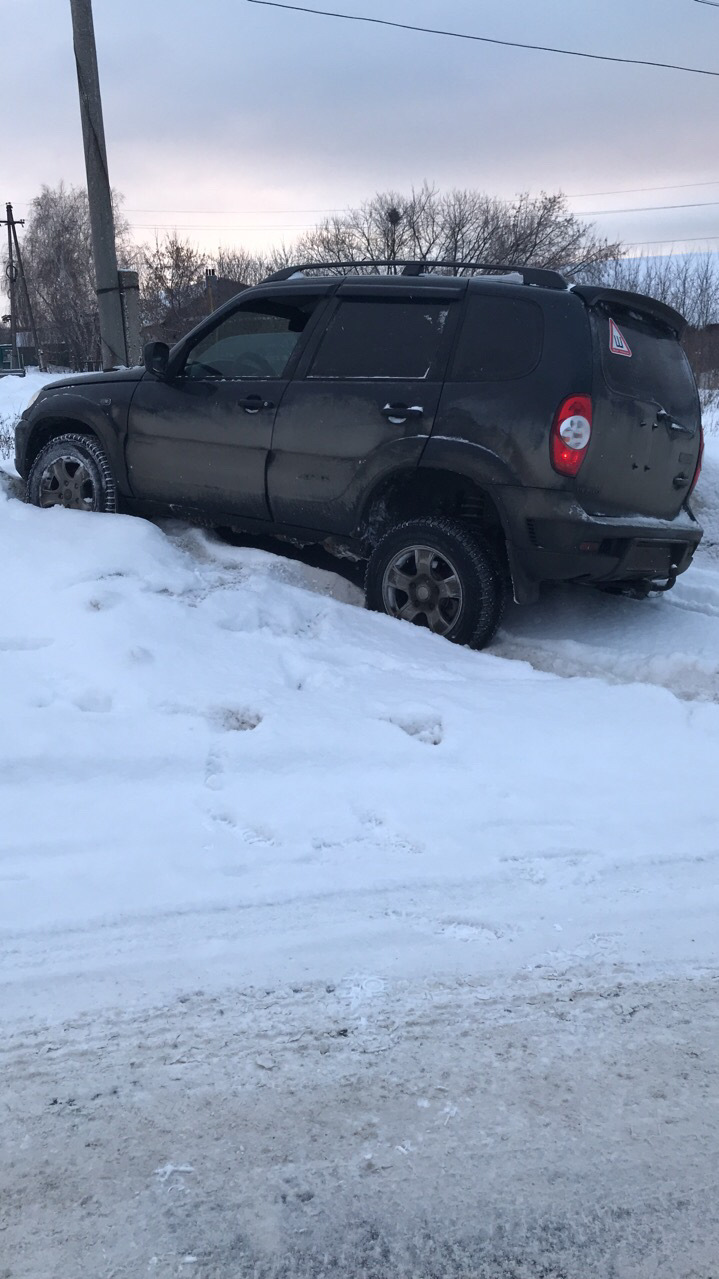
<box><xmin>0</xmin><ymin>369</ymin><xmax>66</xmax><ymax>472</ymax></box>
<box><xmin>2</xmin><ymin>465</ymin><xmax>719</xmax><ymax>1022</ymax></box>
<box><xmin>1</xmin><ymin>369</ymin><xmax>718</xmax><ymax>1026</ymax></box>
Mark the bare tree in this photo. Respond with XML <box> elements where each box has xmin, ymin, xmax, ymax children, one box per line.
<box><xmin>291</xmin><ymin>184</ymin><xmax>620</xmax><ymax>273</ymax></box>
<box><xmin>139</xmin><ymin>233</ymin><xmax>209</xmax><ymax>330</ymax></box>
<box><xmin>214</xmin><ymin>247</ymin><xmax>269</xmax><ymax>286</ymax></box>
<box><xmin>5</xmin><ymin>182</ymin><xmax>132</xmax><ymax>369</ymax></box>
<box><xmin>587</xmin><ymin>251</ymin><xmax>719</xmax><ymax>329</ymax></box>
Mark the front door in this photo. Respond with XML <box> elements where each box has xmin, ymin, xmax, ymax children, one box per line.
<box><xmin>126</xmin><ymin>290</ymin><xmax>328</xmax><ymax>521</ymax></box>
<box><xmin>267</xmin><ymin>286</ymin><xmax>461</xmax><ymax>534</ymax></box>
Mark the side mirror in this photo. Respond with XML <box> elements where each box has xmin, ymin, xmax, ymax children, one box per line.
<box><xmin>143</xmin><ymin>340</ymin><xmax>170</xmax><ymax>378</ymax></box>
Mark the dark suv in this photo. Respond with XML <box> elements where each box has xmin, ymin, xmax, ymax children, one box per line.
<box><xmin>15</xmin><ymin>260</ymin><xmax>704</xmax><ymax>649</ymax></box>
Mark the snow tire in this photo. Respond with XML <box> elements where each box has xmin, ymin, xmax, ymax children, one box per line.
<box><xmin>365</xmin><ymin>517</ymin><xmax>505</xmax><ymax>650</ymax></box>
<box><xmin>27</xmin><ymin>433</ymin><xmax>117</xmax><ymax>514</ymax></box>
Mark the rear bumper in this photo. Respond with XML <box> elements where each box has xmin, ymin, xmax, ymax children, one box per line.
<box><xmin>499</xmin><ymin>487</ymin><xmax>703</xmax><ymax>603</ymax></box>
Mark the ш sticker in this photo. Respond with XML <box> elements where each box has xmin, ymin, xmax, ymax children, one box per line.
<box><xmin>609</xmin><ymin>318</ymin><xmax>632</xmax><ymax>357</ymax></box>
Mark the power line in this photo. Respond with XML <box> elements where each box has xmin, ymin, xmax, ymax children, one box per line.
<box><xmin>625</xmin><ymin>234</ymin><xmax>719</xmax><ymax>246</ymax></box>
<box><xmin>569</xmin><ymin>178</ymin><xmax>719</xmax><ymax>197</ymax></box>
<box><xmin>127</xmin><ymin>221</ymin><xmax>323</xmax><ymax>229</ymax></box>
<box><xmin>247</xmin><ymin>0</ymin><xmax>719</xmax><ymax>77</ymax></box>
<box><xmin>14</xmin><ymin>186</ymin><xmax>719</xmax><ymax>217</ymax></box>
<box><xmin>125</xmin><ymin>206</ymin><xmax>344</xmax><ymax>214</ymax></box>
<box><xmin>583</xmin><ymin>198</ymin><xmax>719</xmax><ymax>214</ymax></box>
<box><xmin>125</xmin><ymin>196</ymin><xmax>719</xmax><ymax>228</ymax></box>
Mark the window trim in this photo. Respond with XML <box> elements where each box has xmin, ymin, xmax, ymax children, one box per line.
<box><xmin>176</xmin><ymin>289</ymin><xmax>332</xmax><ymax>382</ymax></box>
<box><xmin>300</xmin><ymin>293</ymin><xmax>461</xmax><ymax>383</ymax></box>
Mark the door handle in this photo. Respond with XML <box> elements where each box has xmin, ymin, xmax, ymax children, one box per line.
<box><xmin>381</xmin><ymin>403</ymin><xmax>424</xmax><ymax>423</ymax></box>
<box><xmin>237</xmin><ymin>395</ymin><xmax>274</xmax><ymax>414</ymax></box>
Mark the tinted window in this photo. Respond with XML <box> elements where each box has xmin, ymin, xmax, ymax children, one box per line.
<box><xmin>309</xmin><ymin>299</ymin><xmax>452</xmax><ymax>379</ymax></box>
<box><xmin>594</xmin><ymin>307</ymin><xmax>699</xmax><ymax>424</ymax></box>
<box><xmin>450</xmin><ymin>295</ymin><xmax>543</xmax><ymax>381</ymax></box>
<box><xmin>184</xmin><ymin>298</ymin><xmax>319</xmax><ymax>380</ymax></box>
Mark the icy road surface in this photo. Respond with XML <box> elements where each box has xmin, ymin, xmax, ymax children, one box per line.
<box><xmin>1</xmin><ymin>377</ymin><xmax>719</xmax><ymax>1278</ymax></box>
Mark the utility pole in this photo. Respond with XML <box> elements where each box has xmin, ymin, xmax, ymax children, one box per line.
<box><xmin>8</xmin><ymin>206</ymin><xmax>45</xmax><ymax>370</ymax></box>
<box><xmin>4</xmin><ymin>204</ymin><xmax>18</xmax><ymax>368</ymax></box>
<box><xmin>69</xmin><ymin>0</ymin><xmax>127</xmax><ymax>369</ymax></box>
<box><xmin>2</xmin><ymin>204</ymin><xmax>46</xmax><ymax>370</ymax></box>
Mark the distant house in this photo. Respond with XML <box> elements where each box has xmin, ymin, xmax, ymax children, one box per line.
<box><xmin>143</xmin><ymin>273</ymin><xmax>247</xmax><ymax>346</ymax></box>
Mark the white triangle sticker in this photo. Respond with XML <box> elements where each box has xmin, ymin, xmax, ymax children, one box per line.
<box><xmin>609</xmin><ymin>318</ymin><xmax>632</xmax><ymax>357</ymax></box>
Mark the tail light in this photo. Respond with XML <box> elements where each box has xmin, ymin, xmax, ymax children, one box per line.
<box><xmin>689</xmin><ymin>423</ymin><xmax>704</xmax><ymax>495</ymax></box>
<box><xmin>551</xmin><ymin>394</ymin><xmax>593</xmax><ymax>477</ymax></box>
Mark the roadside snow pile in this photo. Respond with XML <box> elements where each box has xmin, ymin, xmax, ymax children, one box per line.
<box><xmin>0</xmin><ymin>369</ymin><xmax>64</xmax><ymax>468</ymax></box>
<box><xmin>2</xmin><ymin>463</ymin><xmax>719</xmax><ymax>1022</ymax></box>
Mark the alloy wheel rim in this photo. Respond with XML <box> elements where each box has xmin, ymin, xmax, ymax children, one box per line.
<box><xmin>38</xmin><ymin>457</ymin><xmax>96</xmax><ymax>511</ymax></box>
<box><xmin>381</xmin><ymin>544</ymin><xmax>464</xmax><ymax>636</ymax></box>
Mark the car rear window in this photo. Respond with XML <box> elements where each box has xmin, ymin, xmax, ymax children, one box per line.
<box><xmin>594</xmin><ymin>306</ymin><xmax>699</xmax><ymax>424</ymax></box>
<box><xmin>449</xmin><ymin>294</ymin><xmax>544</xmax><ymax>381</ymax></box>
<box><xmin>308</xmin><ymin>298</ymin><xmax>452</xmax><ymax>380</ymax></box>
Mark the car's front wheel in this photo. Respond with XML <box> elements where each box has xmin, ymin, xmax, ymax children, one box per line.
<box><xmin>365</xmin><ymin>517</ymin><xmax>505</xmax><ymax>649</ymax></box>
<box><xmin>26</xmin><ymin>433</ymin><xmax>117</xmax><ymax>513</ymax></box>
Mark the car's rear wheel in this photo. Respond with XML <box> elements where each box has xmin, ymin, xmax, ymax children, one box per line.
<box><xmin>365</xmin><ymin>517</ymin><xmax>505</xmax><ymax>649</ymax></box>
<box><xmin>26</xmin><ymin>433</ymin><xmax>117</xmax><ymax>513</ymax></box>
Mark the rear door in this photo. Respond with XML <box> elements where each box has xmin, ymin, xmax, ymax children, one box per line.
<box><xmin>267</xmin><ymin>284</ymin><xmax>461</xmax><ymax>533</ymax></box>
<box><xmin>579</xmin><ymin>304</ymin><xmax>701</xmax><ymax>519</ymax></box>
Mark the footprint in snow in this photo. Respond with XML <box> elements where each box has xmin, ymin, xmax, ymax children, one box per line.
<box><xmin>240</xmin><ymin>826</ymin><xmax>275</xmax><ymax>847</ymax></box>
<box><xmin>128</xmin><ymin>646</ymin><xmax>154</xmax><ymax>665</ymax></box>
<box><xmin>207</xmin><ymin>810</ymin><xmax>236</xmax><ymax>830</ymax></box>
<box><xmin>207</xmin><ymin>707</ymin><xmax>262</xmax><ymax>733</ymax></box>
<box><xmin>86</xmin><ymin>591</ymin><xmax>121</xmax><ymax>612</ymax></box>
<box><xmin>387</xmin><ymin>715</ymin><xmax>443</xmax><ymax>746</ymax></box>
<box><xmin>74</xmin><ymin>691</ymin><xmax>113</xmax><ymax>713</ymax></box>
<box><xmin>204</xmin><ymin>747</ymin><xmax>224</xmax><ymax>790</ymax></box>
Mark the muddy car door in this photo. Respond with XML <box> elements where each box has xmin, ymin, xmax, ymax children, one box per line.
<box><xmin>267</xmin><ymin>282</ymin><xmax>462</xmax><ymax>534</ymax></box>
<box><xmin>126</xmin><ymin>289</ymin><xmax>330</xmax><ymax>521</ymax></box>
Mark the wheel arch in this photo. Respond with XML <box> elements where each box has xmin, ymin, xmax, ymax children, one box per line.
<box><xmin>23</xmin><ymin>417</ymin><xmax>103</xmax><ymax>476</ymax></box>
<box><xmin>358</xmin><ymin>464</ymin><xmax>507</xmax><ymax>554</ymax></box>
<box><xmin>357</xmin><ymin>458</ymin><xmax>539</xmax><ymax>606</ymax></box>
<box><xmin>21</xmin><ymin>395</ymin><xmax>128</xmax><ymax>487</ymax></box>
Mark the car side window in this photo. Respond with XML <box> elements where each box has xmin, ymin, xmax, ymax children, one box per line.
<box><xmin>450</xmin><ymin>295</ymin><xmax>544</xmax><ymax>381</ymax></box>
<box><xmin>308</xmin><ymin>298</ymin><xmax>453</xmax><ymax>380</ymax></box>
<box><xmin>184</xmin><ymin>298</ymin><xmax>320</xmax><ymax>380</ymax></box>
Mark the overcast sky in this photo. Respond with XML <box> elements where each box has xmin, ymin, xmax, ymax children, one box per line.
<box><xmin>5</xmin><ymin>0</ymin><xmax>719</xmax><ymax>261</ymax></box>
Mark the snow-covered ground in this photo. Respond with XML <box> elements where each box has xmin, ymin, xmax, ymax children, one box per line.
<box><xmin>2</xmin><ymin>375</ymin><xmax>719</xmax><ymax>1278</ymax></box>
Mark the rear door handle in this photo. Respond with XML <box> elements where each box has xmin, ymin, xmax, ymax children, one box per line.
<box><xmin>381</xmin><ymin>403</ymin><xmax>424</xmax><ymax>423</ymax></box>
<box><xmin>238</xmin><ymin>395</ymin><xmax>274</xmax><ymax>414</ymax></box>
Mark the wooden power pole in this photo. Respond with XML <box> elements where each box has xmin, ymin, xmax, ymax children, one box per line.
<box><xmin>4</xmin><ymin>204</ymin><xmax>18</xmax><ymax>368</ymax></box>
<box><xmin>69</xmin><ymin>0</ymin><xmax>127</xmax><ymax>369</ymax></box>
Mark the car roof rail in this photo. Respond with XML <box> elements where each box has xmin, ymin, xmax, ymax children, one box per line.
<box><xmin>262</xmin><ymin>260</ymin><xmax>568</xmax><ymax>290</ymax></box>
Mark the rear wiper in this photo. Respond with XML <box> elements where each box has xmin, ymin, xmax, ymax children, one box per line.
<box><xmin>656</xmin><ymin>407</ymin><xmax>693</xmax><ymax>435</ymax></box>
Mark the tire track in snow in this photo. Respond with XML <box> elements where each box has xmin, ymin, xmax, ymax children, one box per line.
<box><xmin>3</xmin><ymin>972</ymin><xmax>718</xmax><ymax>1279</ymax></box>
